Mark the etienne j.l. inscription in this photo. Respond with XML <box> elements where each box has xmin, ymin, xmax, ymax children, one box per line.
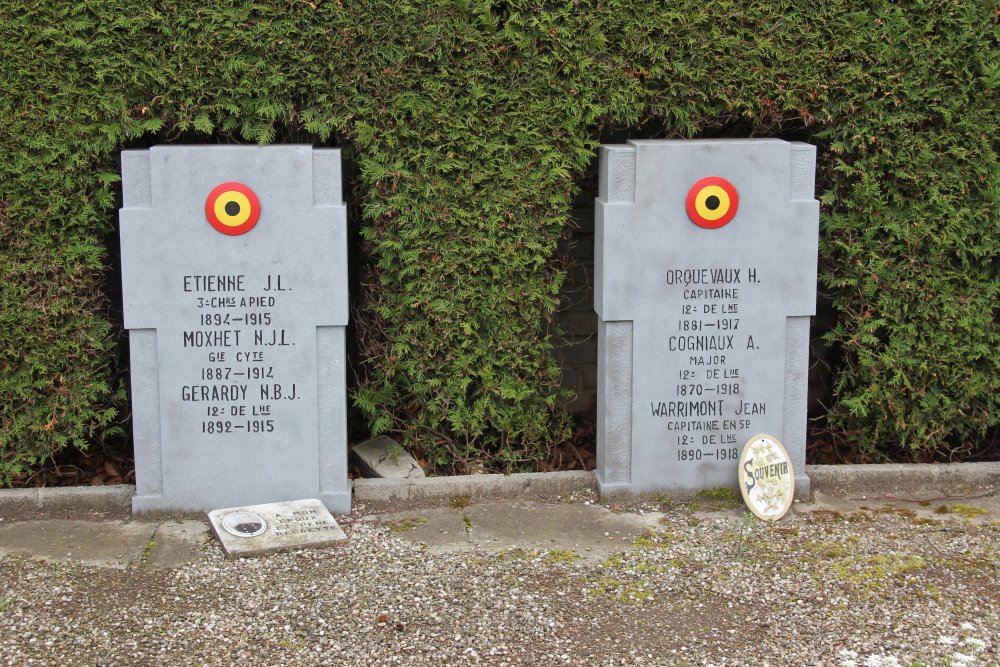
<box><xmin>121</xmin><ymin>146</ymin><xmax>350</xmax><ymax>514</ymax></box>
<box><xmin>181</xmin><ymin>271</ymin><xmax>299</xmax><ymax>436</ymax></box>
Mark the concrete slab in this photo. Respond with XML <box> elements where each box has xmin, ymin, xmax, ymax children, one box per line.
<box><xmin>0</xmin><ymin>519</ymin><xmax>210</xmax><ymax>570</ymax></box>
<box><xmin>372</xmin><ymin>500</ymin><xmax>664</xmax><ymax>564</ymax></box>
<box><xmin>352</xmin><ymin>435</ymin><xmax>425</xmax><ymax>479</ymax></box>
<box><xmin>143</xmin><ymin>520</ymin><xmax>211</xmax><ymax>569</ymax></box>
<box><xmin>0</xmin><ymin>520</ymin><xmax>156</xmax><ymax>569</ymax></box>
<box><xmin>797</xmin><ymin>491</ymin><xmax>1000</xmax><ymax>522</ymax></box>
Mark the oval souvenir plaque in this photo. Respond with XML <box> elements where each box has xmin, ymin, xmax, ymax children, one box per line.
<box><xmin>738</xmin><ymin>434</ymin><xmax>795</xmax><ymax>521</ymax></box>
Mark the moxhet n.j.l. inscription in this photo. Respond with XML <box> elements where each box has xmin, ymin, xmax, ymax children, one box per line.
<box><xmin>121</xmin><ymin>146</ymin><xmax>350</xmax><ymax>514</ymax></box>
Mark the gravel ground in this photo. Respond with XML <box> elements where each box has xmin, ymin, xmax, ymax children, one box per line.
<box><xmin>0</xmin><ymin>500</ymin><xmax>997</xmax><ymax>666</ymax></box>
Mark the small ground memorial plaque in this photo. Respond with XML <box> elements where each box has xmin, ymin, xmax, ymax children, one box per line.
<box><xmin>594</xmin><ymin>139</ymin><xmax>818</xmax><ymax>497</ymax></box>
<box><xmin>738</xmin><ymin>434</ymin><xmax>795</xmax><ymax>521</ymax></box>
<box><xmin>208</xmin><ymin>498</ymin><xmax>348</xmax><ymax>558</ymax></box>
<box><xmin>121</xmin><ymin>146</ymin><xmax>350</xmax><ymax>513</ymax></box>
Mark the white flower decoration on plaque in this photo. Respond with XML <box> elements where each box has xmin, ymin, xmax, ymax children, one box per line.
<box><xmin>738</xmin><ymin>434</ymin><xmax>795</xmax><ymax>521</ymax></box>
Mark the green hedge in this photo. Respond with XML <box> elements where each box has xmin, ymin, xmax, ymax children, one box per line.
<box><xmin>1</xmin><ymin>1</ymin><xmax>996</xmax><ymax>482</ymax></box>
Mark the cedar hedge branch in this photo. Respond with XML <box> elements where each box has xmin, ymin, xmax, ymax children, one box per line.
<box><xmin>0</xmin><ymin>1</ymin><xmax>996</xmax><ymax>483</ymax></box>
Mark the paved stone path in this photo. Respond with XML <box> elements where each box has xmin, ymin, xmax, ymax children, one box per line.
<box><xmin>1</xmin><ymin>490</ymin><xmax>999</xmax><ymax>665</ymax></box>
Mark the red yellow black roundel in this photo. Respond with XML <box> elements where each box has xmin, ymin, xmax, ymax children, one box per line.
<box><xmin>685</xmin><ymin>176</ymin><xmax>739</xmax><ymax>229</ymax></box>
<box><xmin>205</xmin><ymin>182</ymin><xmax>260</xmax><ymax>236</ymax></box>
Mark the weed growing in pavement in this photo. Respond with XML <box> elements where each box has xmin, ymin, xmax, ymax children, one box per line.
<box><xmin>921</xmin><ymin>583</ymin><xmax>944</xmax><ymax>601</ymax></box>
<box><xmin>385</xmin><ymin>517</ymin><xmax>427</xmax><ymax>533</ymax></box>
<box><xmin>649</xmin><ymin>494</ymin><xmax>674</xmax><ymax>509</ymax></box>
<box><xmin>141</xmin><ymin>539</ymin><xmax>156</xmax><ymax>564</ymax></box>
<box><xmin>809</xmin><ymin>509</ymin><xmax>846</xmax><ymax>522</ymax></box>
<box><xmin>0</xmin><ymin>597</ymin><xmax>11</xmax><ymax>613</ymax></box>
<box><xmin>831</xmin><ymin>553</ymin><xmax>927</xmax><ymax>593</ymax></box>
<box><xmin>601</xmin><ymin>552</ymin><xmax>681</xmax><ymax>573</ymax></box>
<box><xmin>586</xmin><ymin>576</ymin><xmax>653</xmax><ymax>604</ymax></box>
<box><xmin>910</xmin><ymin>517</ymin><xmax>943</xmax><ymax>527</ymax></box>
<box><xmin>934</xmin><ymin>504</ymin><xmax>987</xmax><ymax>519</ymax></box>
<box><xmin>279</xmin><ymin>636</ymin><xmax>304</xmax><ymax>650</ymax></box>
<box><xmin>632</xmin><ymin>529</ymin><xmax>676</xmax><ymax>549</ymax></box>
<box><xmin>946</xmin><ymin>550</ymin><xmax>1000</xmax><ymax>572</ymax></box>
<box><xmin>690</xmin><ymin>487</ymin><xmax>739</xmax><ymax>511</ymax></box>
<box><xmin>734</xmin><ymin>512</ymin><xmax>760</xmax><ymax>562</ymax></box>
<box><xmin>869</xmin><ymin>506</ymin><xmax>918</xmax><ymax>520</ymax></box>
<box><xmin>448</xmin><ymin>495</ymin><xmax>471</xmax><ymax>509</ymax></box>
<box><xmin>803</xmin><ymin>540</ymin><xmax>851</xmax><ymax>559</ymax></box>
<box><xmin>543</xmin><ymin>549</ymin><xmax>578</xmax><ymax>565</ymax></box>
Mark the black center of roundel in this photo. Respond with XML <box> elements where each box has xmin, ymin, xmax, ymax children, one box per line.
<box><xmin>225</xmin><ymin>201</ymin><xmax>241</xmax><ymax>216</ymax></box>
<box><xmin>705</xmin><ymin>195</ymin><xmax>720</xmax><ymax>211</ymax></box>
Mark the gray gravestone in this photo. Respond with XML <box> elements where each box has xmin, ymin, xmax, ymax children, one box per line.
<box><xmin>595</xmin><ymin>139</ymin><xmax>818</xmax><ymax>497</ymax></box>
<box><xmin>121</xmin><ymin>145</ymin><xmax>350</xmax><ymax>513</ymax></box>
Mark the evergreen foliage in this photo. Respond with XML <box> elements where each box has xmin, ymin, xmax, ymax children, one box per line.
<box><xmin>1</xmin><ymin>1</ymin><xmax>996</xmax><ymax>482</ymax></box>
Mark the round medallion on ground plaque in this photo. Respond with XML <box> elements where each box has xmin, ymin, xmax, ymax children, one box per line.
<box><xmin>738</xmin><ymin>434</ymin><xmax>795</xmax><ymax>521</ymax></box>
<box><xmin>221</xmin><ymin>511</ymin><xmax>267</xmax><ymax>538</ymax></box>
<box><xmin>205</xmin><ymin>181</ymin><xmax>261</xmax><ymax>236</ymax></box>
<box><xmin>685</xmin><ymin>176</ymin><xmax>739</xmax><ymax>229</ymax></box>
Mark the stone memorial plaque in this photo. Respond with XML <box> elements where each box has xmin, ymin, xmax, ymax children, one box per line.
<box><xmin>121</xmin><ymin>146</ymin><xmax>350</xmax><ymax>513</ymax></box>
<box><xmin>208</xmin><ymin>498</ymin><xmax>348</xmax><ymax>558</ymax></box>
<box><xmin>595</xmin><ymin>139</ymin><xmax>818</xmax><ymax>497</ymax></box>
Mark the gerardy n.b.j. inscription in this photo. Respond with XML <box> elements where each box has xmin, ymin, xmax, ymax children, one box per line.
<box><xmin>121</xmin><ymin>146</ymin><xmax>350</xmax><ymax>513</ymax></box>
<box><xmin>595</xmin><ymin>139</ymin><xmax>818</xmax><ymax>497</ymax></box>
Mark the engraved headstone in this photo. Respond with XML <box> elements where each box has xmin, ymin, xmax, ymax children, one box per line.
<box><xmin>595</xmin><ymin>139</ymin><xmax>818</xmax><ymax>497</ymax></box>
<box><xmin>121</xmin><ymin>146</ymin><xmax>350</xmax><ymax>513</ymax></box>
<box><xmin>207</xmin><ymin>498</ymin><xmax>348</xmax><ymax>557</ymax></box>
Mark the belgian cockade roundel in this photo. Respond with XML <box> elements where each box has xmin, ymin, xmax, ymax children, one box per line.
<box><xmin>685</xmin><ymin>176</ymin><xmax>739</xmax><ymax>229</ymax></box>
<box><xmin>205</xmin><ymin>181</ymin><xmax>261</xmax><ymax>236</ymax></box>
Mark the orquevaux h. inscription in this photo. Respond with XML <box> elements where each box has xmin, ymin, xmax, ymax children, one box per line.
<box><xmin>595</xmin><ymin>139</ymin><xmax>818</xmax><ymax>497</ymax></box>
<box><xmin>121</xmin><ymin>146</ymin><xmax>350</xmax><ymax>514</ymax></box>
<box><xmin>651</xmin><ymin>263</ymin><xmax>766</xmax><ymax>463</ymax></box>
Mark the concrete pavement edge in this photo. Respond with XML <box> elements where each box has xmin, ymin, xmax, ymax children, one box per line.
<box><xmin>352</xmin><ymin>470</ymin><xmax>596</xmax><ymax>505</ymax></box>
<box><xmin>806</xmin><ymin>462</ymin><xmax>1000</xmax><ymax>496</ymax></box>
<box><xmin>1</xmin><ymin>463</ymin><xmax>998</xmax><ymax>515</ymax></box>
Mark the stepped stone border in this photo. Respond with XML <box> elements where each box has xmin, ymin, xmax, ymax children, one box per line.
<box><xmin>0</xmin><ymin>485</ymin><xmax>135</xmax><ymax>514</ymax></box>
<box><xmin>1</xmin><ymin>463</ymin><xmax>998</xmax><ymax>515</ymax></box>
<box><xmin>806</xmin><ymin>462</ymin><xmax>1000</xmax><ymax>496</ymax></box>
<box><xmin>352</xmin><ymin>471</ymin><xmax>595</xmax><ymax>505</ymax></box>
